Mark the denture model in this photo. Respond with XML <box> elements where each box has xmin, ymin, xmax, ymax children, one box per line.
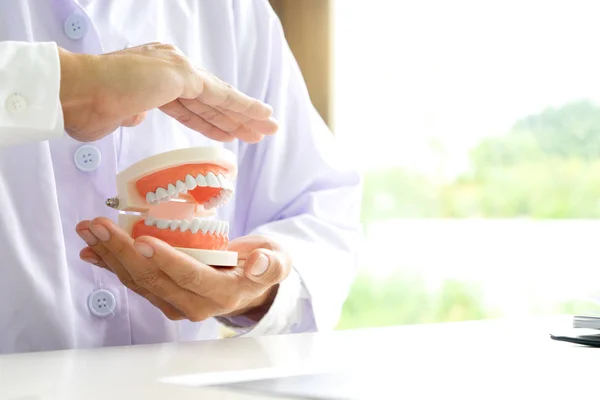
<box><xmin>105</xmin><ymin>147</ymin><xmax>238</xmax><ymax>267</ymax></box>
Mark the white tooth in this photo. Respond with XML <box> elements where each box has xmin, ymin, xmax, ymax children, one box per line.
<box><xmin>217</xmin><ymin>174</ymin><xmax>227</xmax><ymax>188</ymax></box>
<box><xmin>223</xmin><ymin>221</ymin><xmax>229</xmax><ymax>236</ymax></box>
<box><xmin>205</xmin><ymin>199</ymin><xmax>216</xmax><ymax>210</ymax></box>
<box><xmin>156</xmin><ymin>187</ymin><xmax>168</xmax><ymax>200</ymax></box>
<box><xmin>146</xmin><ymin>192</ymin><xmax>156</xmax><ymax>203</ymax></box>
<box><xmin>206</xmin><ymin>172</ymin><xmax>219</xmax><ymax>188</ymax></box>
<box><xmin>167</xmin><ymin>183</ymin><xmax>177</xmax><ymax>197</ymax></box>
<box><xmin>170</xmin><ymin>220</ymin><xmax>180</xmax><ymax>231</ymax></box>
<box><xmin>185</xmin><ymin>174</ymin><xmax>197</xmax><ymax>190</ymax></box>
<box><xmin>199</xmin><ymin>220</ymin><xmax>209</xmax><ymax>234</ymax></box>
<box><xmin>196</xmin><ymin>174</ymin><xmax>207</xmax><ymax>187</ymax></box>
<box><xmin>190</xmin><ymin>218</ymin><xmax>201</xmax><ymax>234</ymax></box>
<box><xmin>219</xmin><ymin>178</ymin><xmax>229</xmax><ymax>190</ymax></box>
<box><xmin>176</xmin><ymin>180</ymin><xmax>188</xmax><ymax>194</ymax></box>
<box><xmin>144</xmin><ymin>216</ymin><xmax>156</xmax><ymax>226</ymax></box>
<box><xmin>156</xmin><ymin>219</ymin><xmax>170</xmax><ymax>229</ymax></box>
<box><xmin>214</xmin><ymin>221</ymin><xmax>222</xmax><ymax>235</ymax></box>
<box><xmin>179</xmin><ymin>219</ymin><xmax>191</xmax><ymax>232</ymax></box>
<box><xmin>218</xmin><ymin>195</ymin><xmax>229</xmax><ymax>206</ymax></box>
<box><xmin>207</xmin><ymin>220</ymin><xmax>218</xmax><ymax>235</ymax></box>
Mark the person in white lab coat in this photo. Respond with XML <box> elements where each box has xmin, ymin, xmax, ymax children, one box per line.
<box><xmin>0</xmin><ymin>0</ymin><xmax>362</xmax><ymax>354</ymax></box>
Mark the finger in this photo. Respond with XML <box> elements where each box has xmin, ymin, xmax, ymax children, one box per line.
<box><xmin>133</xmin><ymin>235</ymin><xmax>226</xmax><ymax>294</ymax></box>
<box><xmin>242</xmin><ymin>248</ymin><xmax>290</xmax><ymax>286</ymax></box>
<box><xmin>180</xmin><ymin>98</ymin><xmax>277</xmax><ymax>141</ymax></box>
<box><xmin>179</xmin><ymin>98</ymin><xmax>242</xmax><ymax>132</ymax></box>
<box><xmin>103</xmin><ymin>42</ymin><xmax>160</xmax><ymax>55</ymax></box>
<box><xmin>80</xmin><ymin>246</ymin><xmax>109</xmax><ymax>269</ymax></box>
<box><xmin>76</xmin><ymin>220</ymin><xmax>134</xmax><ymax>281</ymax></box>
<box><xmin>227</xmin><ymin>235</ymin><xmax>278</xmax><ymax>257</ymax></box>
<box><xmin>195</xmin><ymin>68</ymin><xmax>273</xmax><ymax>120</ymax></box>
<box><xmin>215</xmin><ymin>105</ymin><xmax>279</xmax><ymax>136</ymax></box>
<box><xmin>133</xmin><ymin>236</ymin><xmax>231</xmax><ymax>320</ymax></box>
<box><xmin>159</xmin><ymin>100</ymin><xmax>235</xmax><ymax>142</ymax></box>
<box><xmin>178</xmin><ymin>99</ymin><xmax>262</xmax><ymax>143</ymax></box>
<box><xmin>76</xmin><ymin>234</ymin><xmax>184</xmax><ymax>320</ymax></box>
<box><xmin>121</xmin><ymin>112</ymin><xmax>147</xmax><ymax>127</ymax></box>
<box><xmin>133</xmin><ymin>236</ymin><xmax>234</xmax><ymax>296</ymax></box>
<box><xmin>84</xmin><ymin>218</ymin><xmax>201</xmax><ymax>316</ymax></box>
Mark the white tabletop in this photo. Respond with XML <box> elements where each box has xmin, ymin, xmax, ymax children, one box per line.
<box><xmin>0</xmin><ymin>315</ymin><xmax>594</xmax><ymax>399</ymax></box>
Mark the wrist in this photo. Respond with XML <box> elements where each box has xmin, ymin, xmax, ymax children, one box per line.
<box><xmin>229</xmin><ymin>284</ymin><xmax>279</xmax><ymax>323</ymax></box>
<box><xmin>58</xmin><ymin>47</ymin><xmax>97</xmax><ymax>131</ymax></box>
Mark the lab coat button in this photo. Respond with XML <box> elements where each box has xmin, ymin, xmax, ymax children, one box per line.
<box><xmin>64</xmin><ymin>14</ymin><xmax>88</xmax><ymax>40</ymax></box>
<box><xmin>88</xmin><ymin>289</ymin><xmax>116</xmax><ymax>317</ymax></box>
<box><xmin>5</xmin><ymin>94</ymin><xmax>27</xmax><ymax>115</ymax></box>
<box><xmin>74</xmin><ymin>144</ymin><xmax>101</xmax><ymax>172</ymax></box>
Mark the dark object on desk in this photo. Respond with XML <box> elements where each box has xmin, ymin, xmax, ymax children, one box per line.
<box><xmin>551</xmin><ymin>315</ymin><xmax>600</xmax><ymax>347</ymax></box>
<box><xmin>573</xmin><ymin>315</ymin><xmax>600</xmax><ymax>330</ymax></box>
<box><xmin>550</xmin><ymin>333</ymin><xmax>600</xmax><ymax>347</ymax></box>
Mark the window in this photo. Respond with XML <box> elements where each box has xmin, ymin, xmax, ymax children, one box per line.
<box><xmin>333</xmin><ymin>0</ymin><xmax>600</xmax><ymax>329</ymax></box>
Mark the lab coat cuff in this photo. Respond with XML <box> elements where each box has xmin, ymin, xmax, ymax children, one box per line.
<box><xmin>0</xmin><ymin>41</ymin><xmax>64</xmax><ymax>147</ymax></box>
<box><xmin>216</xmin><ymin>265</ymin><xmax>309</xmax><ymax>336</ymax></box>
<box><xmin>249</xmin><ymin>229</ymin><xmax>357</xmax><ymax>332</ymax></box>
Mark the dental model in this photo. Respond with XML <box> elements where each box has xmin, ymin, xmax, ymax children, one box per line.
<box><xmin>105</xmin><ymin>147</ymin><xmax>238</xmax><ymax>267</ymax></box>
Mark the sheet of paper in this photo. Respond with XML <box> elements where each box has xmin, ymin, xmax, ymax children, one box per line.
<box><xmin>220</xmin><ymin>370</ymin><xmax>386</xmax><ymax>400</ymax></box>
<box><xmin>161</xmin><ymin>366</ymin><xmax>400</xmax><ymax>399</ymax></box>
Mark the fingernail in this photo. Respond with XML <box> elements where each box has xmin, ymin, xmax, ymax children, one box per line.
<box><xmin>89</xmin><ymin>224</ymin><xmax>110</xmax><ymax>241</ymax></box>
<box><xmin>251</xmin><ymin>253</ymin><xmax>269</xmax><ymax>276</ymax></box>
<box><xmin>82</xmin><ymin>255</ymin><xmax>99</xmax><ymax>264</ymax></box>
<box><xmin>134</xmin><ymin>242</ymin><xmax>154</xmax><ymax>258</ymax></box>
<box><xmin>78</xmin><ymin>229</ymin><xmax>98</xmax><ymax>246</ymax></box>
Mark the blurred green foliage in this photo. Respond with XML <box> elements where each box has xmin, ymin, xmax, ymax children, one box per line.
<box><xmin>337</xmin><ymin>270</ymin><xmax>597</xmax><ymax>330</ymax></box>
<box><xmin>361</xmin><ymin>99</ymin><xmax>600</xmax><ymax>223</ymax></box>
<box><xmin>337</xmin><ymin>271</ymin><xmax>494</xmax><ymax>330</ymax></box>
<box><xmin>337</xmin><ymin>99</ymin><xmax>600</xmax><ymax>330</ymax></box>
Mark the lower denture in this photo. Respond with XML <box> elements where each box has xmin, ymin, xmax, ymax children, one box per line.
<box><xmin>132</xmin><ymin>222</ymin><xmax>228</xmax><ymax>250</ymax></box>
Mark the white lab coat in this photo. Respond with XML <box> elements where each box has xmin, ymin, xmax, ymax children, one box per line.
<box><xmin>0</xmin><ymin>0</ymin><xmax>362</xmax><ymax>354</ymax></box>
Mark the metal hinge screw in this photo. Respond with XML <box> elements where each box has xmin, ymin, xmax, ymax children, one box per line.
<box><xmin>105</xmin><ymin>197</ymin><xmax>119</xmax><ymax>208</ymax></box>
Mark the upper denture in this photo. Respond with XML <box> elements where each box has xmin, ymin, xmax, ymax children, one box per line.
<box><xmin>136</xmin><ymin>163</ymin><xmax>234</xmax><ymax>209</ymax></box>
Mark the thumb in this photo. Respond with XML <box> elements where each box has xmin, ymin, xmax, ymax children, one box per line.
<box><xmin>244</xmin><ymin>248</ymin><xmax>288</xmax><ymax>286</ymax></box>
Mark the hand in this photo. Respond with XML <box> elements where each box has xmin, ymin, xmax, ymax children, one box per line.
<box><xmin>59</xmin><ymin>42</ymin><xmax>278</xmax><ymax>143</ymax></box>
<box><xmin>75</xmin><ymin>217</ymin><xmax>292</xmax><ymax>322</ymax></box>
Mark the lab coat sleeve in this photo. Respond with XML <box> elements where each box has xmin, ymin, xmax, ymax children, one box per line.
<box><xmin>219</xmin><ymin>0</ymin><xmax>363</xmax><ymax>336</ymax></box>
<box><xmin>0</xmin><ymin>41</ymin><xmax>64</xmax><ymax>147</ymax></box>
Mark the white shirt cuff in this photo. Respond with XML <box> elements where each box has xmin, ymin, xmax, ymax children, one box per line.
<box><xmin>216</xmin><ymin>266</ymin><xmax>315</xmax><ymax>337</ymax></box>
<box><xmin>0</xmin><ymin>41</ymin><xmax>64</xmax><ymax>147</ymax></box>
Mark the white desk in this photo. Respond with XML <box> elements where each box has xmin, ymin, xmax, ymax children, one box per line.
<box><xmin>0</xmin><ymin>315</ymin><xmax>593</xmax><ymax>399</ymax></box>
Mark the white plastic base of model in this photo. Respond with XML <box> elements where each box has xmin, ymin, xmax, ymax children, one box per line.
<box><xmin>115</xmin><ymin>146</ymin><xmax>238</xmax><ymax>212</ymax></box>
<box><xmin>175</xmin><ymin>247</ymin><xmax>238</xmax><ymax>267</ymax></box>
